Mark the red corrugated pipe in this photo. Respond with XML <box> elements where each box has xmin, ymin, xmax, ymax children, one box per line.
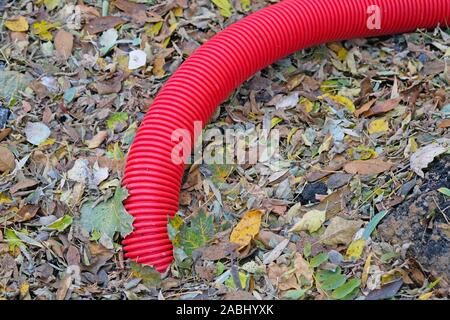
<box><xmin>122</xmin><ymin>0</ymin><xmax>450</xmax><ymax>273</ymax></box>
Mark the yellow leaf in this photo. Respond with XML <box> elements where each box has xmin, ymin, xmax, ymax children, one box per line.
<box><xmin>5</xmin><ymin>16</ymin><xmax>29</xmax><ymax>32</ymax></box>
<box><xmin>346</xmin><ymin>238</ymin><xmax>366</xmax><ymax>260</ymax></box>
<box><xmin>418</xmin><ymin>292</ymin><xmax>433</xmax><ymax>300</ymax></box>
<box><xmin>320</xmin><ymin>94</ymin><xmax>355</xmax><ymax>112</ymax></box>
<box><xmin>146</xmin><ymin>22</ymin><xmax>163</xmax><ymax>37</ymax></box>
<box><xmin>361</xmin><ymin>253</ymin><xmax>372</xmax><ymax>286</ymax></box>
<box><xmin>289</xmin><ymin>209</ymin><xmax>326</xmax><ymax>233</ymax></box>
<box><xmin>173</xmin><ymin>7</ymin><xmax>184</xmax><ymax>17</ymax></box>
<box><xmin>230</xmin><ymin>210</ymin><xmax>263</xmax><ymax>249</ymax></box>
<box><xmin>19</xmin><ymin>282</ymin><xmax>29</xmax><ymax>298</ymax></box>
<box><xmin>0</xmin><ymin>192</ymin><xmax>12</xmax><ymax>205</ymax></box>
<box><xmin>211</xmin><ymin>0</ymin><xmax>233</xmax><ymax>18</ymax></box>
<box><xmin>44</xmin><ymin>0</ymin><xmax>60</xmax><ymax>11</ymax></box>
<box><xmin>368</xmin><ymin>118</ymin><xmax>389</xmax><ymax>134</ymax></box>
<box><xmin>300</xmin><ymin>97</ymin><xmax>313</xmax><ymax>113</ymax></box>
<box><xmin>240</xmin><ymin>0</ymin><xmax>251</xmax><ymax>11</ymax></box>
<box><xmin>32</xmin><ymin>20</ymin><xmax>59</xmax><ymax>41</ymax></box>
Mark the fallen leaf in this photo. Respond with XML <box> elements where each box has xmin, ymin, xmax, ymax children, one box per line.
<box><xmin>85</xmin><ymin>16</ymin><xmax>127</xmax><ymax>34</ymax></box>
<box><xmin>32</xmin><ymin>20</ymin><xmax>59</xmax><ymax>41</ymax></box>
<box><xmin>331</xmin><ymin>278</ymin><xmax>361</xmax><ymax>299</ymax></box>
<box><xmin>46</xmin><ymin>215</ymin><xmax>73</xmax><ymax>231</ymax></box>
<box><xmin>410</xmin><ymin>139</ymin><xmax>450</xmax><ymax>177</ymax></box>
<box><xmin>80</xmin><ymin>187</ymin><xmax>133</xmax><ymax>239</ymax></box>
<box><xmin>0</xmin><ymin>146</ymin><xmax>15</xmax><ymax>172</ymax></box>
<box><xmin>268</xmin><ymin>263</ymin><xmax>299</xmax><ymax>291</ymax></box>
<box><xmin>346</xmin><ymin>238</ymin><xmax>366</xmax><ymax>260</ymax></box>
<box><xmin>128</xmin><ymin>50</ymin><xmax>147</xmax><ymax>70</ymax></box>
<box><xmin>54</xmin><ymin>29</ymin><xmax>73</xmax><ymax>61</ymax></box>
<box><xmin>15</xmin><ymin>205</ymin><xmax>39</xmax><ymax>222</ymax></box>
<box><xmin>44</xmin><ymin>0</ymin><xmax>60</xmax><ymax>11</ymax></box>
<box><xmin>289</xmin><ymin>209</ymin><xmax>326</xmax><ymax>233</ymax></box>
<box><xmin>294</xmin><ymin>252</ymin><xmax>313</xmax><ymax>283</ymax></box>
<box><xmin>5</xmin><ymin>16</ymin><xmax>29</xmax><ymax>32</ymax></box>
<box><xmin>355</xmin><ymin>99</ymin><xmax>376</xmax><ymax>117</ymax></box>
<box><xmin>368</xmin><ymin>118</ymin><xmax>389</xmax><ymax>134</ymax></box>
<box><xmin>179</xmin><ymin>210</ymin><xmax>215</xmax><ymax>255</ymax></box>
<box><xmin>24</xmin><ymin>122</ymin><xmax>51</xmax><ymax>146</ymax></box>
<box><xmin>437</xmin><ymin>119</ymin><xmax>450</xmax><ymax>128</ymax></box>
<box><xmin>344</xmin><ymin>159</ymin><xmax>393</xmax><ymax>175</ymax></box>
<box><xmin>230</xmin><ymin>210</ymin><xmax>263</xmax><ymax>249</ymax></box>
<box><xmin>211</xmin><ymin>0</ymin><xmax>233</xmax><ymax>18</ymax></box>
<box><xmin>364</xmin><ymin>97</ymin><xmax>401</xmax><ymax>117</ymax></box>
<box><xmin>99</xmin><ymin>28</ymin><xmax>118</xmax><ymax>55</ymax></box>
<box><xmin>0</xmin><ymin>71</ymin><xmax>33</xmax><ymax>102</ymax></box>
<box><xmin>87</xmin><ymin>131</ymin><xmax>108</xmax><ymax>149</ymax></box>
<box><xmin>320</xmin><ymin>216</ymin><xmax>364</xmax><ymax>246</ymax></box>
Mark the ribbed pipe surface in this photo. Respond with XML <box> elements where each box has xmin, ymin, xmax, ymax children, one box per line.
<box><xmin>122</xmin><ymin>0</ymin><xmax>450</xmax><ymax>272</ymax></box>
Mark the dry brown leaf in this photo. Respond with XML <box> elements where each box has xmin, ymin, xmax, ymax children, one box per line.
<box><xmin>294</xmin><ymin>252</ymin><xmax>313</xmax><ymax>283</ymax></box>
<box><xmin>85</xmin><ymin>16</ymin><xmax>127</xmax><ymax>34</ymax></box>
<box><xmin>344</xmin><ymin>159</ymin><xmax>393</xmax><ymax>175</ymax></box>
<box><xmin>364</xmin><ymin>97</ymin><xmax>401</xmax><ymax>117</ymax></box>
<box><xmin>0</xmin><ymin>146</ymin><xmax>16</xmax><ymax>172</ymax></box>
<box><xmin>320</xmin><ymin>216</ymin><xmax>364</xmax><ymax>246</ymax></box>
<box><xmin>355</xmin><ymin>99</ymin><xmax>376</xmax><ymax>117</ymax></box>
<box><xmin>10</xmin><ymin>178</ymin><xmax>38</xmax><ymax>194</ymax></box>
<box><xmin>437</xmin><ymin>119</ymin><xmax>450</xmax><ymax>129</ymax></box>
<box><xmin>113</xmin><ymin>0</ymin><xmax>147</xmax><ymax>14</ymax></box>
<box><xmin>87</xmin><ymin>130</ymin><xmax>108</xmax><ymax>149</ymax></box>
<box><xmin>268</xmin><ymin>263</ymin><xmax>299</xmax><ymax>291</ymax></box>
<box><xmin>54</xmin><ymin>29</ymin><xmax>74</xmax><ymax>61</ymax></box>
<box><xmin>15</xmin><ymin>204</ymin><xmax>39</xmax><ymax>222</ymax></box>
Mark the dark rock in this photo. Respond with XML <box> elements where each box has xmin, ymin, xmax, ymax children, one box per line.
<box><xmin>299</xmin><ymin>182</ymin><xmax>328</xmax><ymax>204</ymax></box>
<box><xmin>0</xmin><ymin>107</ymin><xmax>10</xmax><ymax>129</ymax></box>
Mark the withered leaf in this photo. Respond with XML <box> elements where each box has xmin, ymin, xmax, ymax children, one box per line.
<box><xmin>85</xmin><ymin>16</ymin><xmax>127</xmax><ymax>34</ymax></box>
<box><xmin>54</xmin><ymin>29</ymin><xmax>73</xmax><ymax>61</ymax></box>
<box><xmin>344</xmin><ymin>159</ymin><xmax>393</xmax><ymax>175</ymax></box>
<box><xmin>364</xmin><ymin>97</ymin><xmax>401</xmax><ymax>117</ymax></box>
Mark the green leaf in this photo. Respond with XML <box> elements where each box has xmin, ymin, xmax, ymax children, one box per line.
<box><xmin>303</xmin><ymin>243</ymin><xmax>312</xmax><ymax>258</ymax></box>
<box><xmin>131</xmin><ymin>261</ymin><xmax>161</xmax><ymax>287</ymax></box>
<box><xmin>438</xmin><ymin>187</ymin><xmax>450</xmax><ymax>197</ymax></box>
<box><xmin>63</xmin><ymin>87</ymin><xmax>77</xmax><ymax>104</ymax></box>
<box><xmin>46</xmin><ymin>215</ymin><xmax>73</xmax><ymax>231</ymax></box>
<box><xmin>211</xmin><ymin>0</ymin><xmax>233</xmax><ymax>17</ymax></box>
<box><xmin>0</xmin><ymin>71</ymin><xmax>33</xmax><ymax>103</ymax></box>
<box><xmin>362</xmin><ymin>210</ymin><xmax>388</xmax><ymax>240</ymax></box>
<box><xmin>331</xmin><ymin>278</ymin><xmax>361</xmax><ymax>300</ymax></box>
<box><xmin>107</xmin><ymin>112</ymin><xmax>128</xmax><ymax>129</ymax></box>
<box><xmin>4</xmin><ymin>228</ymin><xmax>24</xmax><ymax>251</ymax></box>
<box><xmin>320</xmin><ymin>273</ymin><xmax>347</xmax><ymax>291</ymax></box>
<box><xmin>309</xmin><ymin>252</ymin><xmax>328</xmax><ymax>268</ymax></box>
<box><xmin>80</xmin><ymin>187</ymin><xmax>134</xmax><ymax>239</ymax></box>
<box><xmin>44</xmin><ymin>0</ymin><xmax>60</xmax><ymax>11</ymax></box>
<box><xmin>179</xmin><ymin>209</ymin><xmax>214</xmax><ymax>255</ymax></box>
<box><xmin>283</xmin><ymin>289</ymin><xmax>307</xmax><ymax>300</ymax></box>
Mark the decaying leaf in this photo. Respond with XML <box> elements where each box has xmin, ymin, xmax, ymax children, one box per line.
<box><xmin>80</xmin><ymin>187</ymin><xmax>133</xmax><ymax>239</ymax></box>
<box><xmin>289</xmin><ymin>209</ymin><xmax>326</xmax><ymax>233</ymax></box>
<box><xmin>321</xmin><ymin>216</ymin><xmax>364</xmax><ymax>246</ymax></box>
<box><xmin>54</xmin><ymin>29</ymin><xmax>74</xmax><ymax>61</ymax></box>
<box><xmin>344</xmin><ymin>159</ymin><xmax>393</xmax><ymax>175</ymax></box>
<box><xmin>410</xmin><ymin>139</ymin><xmax>450</xmax><ymax>177</ymax></box>
<box><xmin>179</xmin><ymin>210</ymin><xmax>215</xmax><ymax>255</ymax></box>
<box><xmin>5</xmin><ymin>16</ymin><xmax>29</xmax><ymax>32</ymax></box>
<box><xmin>0</xmin><ymin>146</ymin><xmax>15</xmax><ymax>172</ymax></box>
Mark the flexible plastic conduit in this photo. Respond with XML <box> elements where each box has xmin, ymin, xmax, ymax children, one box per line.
<box><xmin>122</xmin><ymin>0</ymin><xmax>450</xmax><ymax>272</ymax></box>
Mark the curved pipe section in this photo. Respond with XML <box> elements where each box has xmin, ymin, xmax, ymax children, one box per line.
<box><xmin>122</xmin><ymin>0</ymin><xmax>450</xmax><ymax>272</ymax></box>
